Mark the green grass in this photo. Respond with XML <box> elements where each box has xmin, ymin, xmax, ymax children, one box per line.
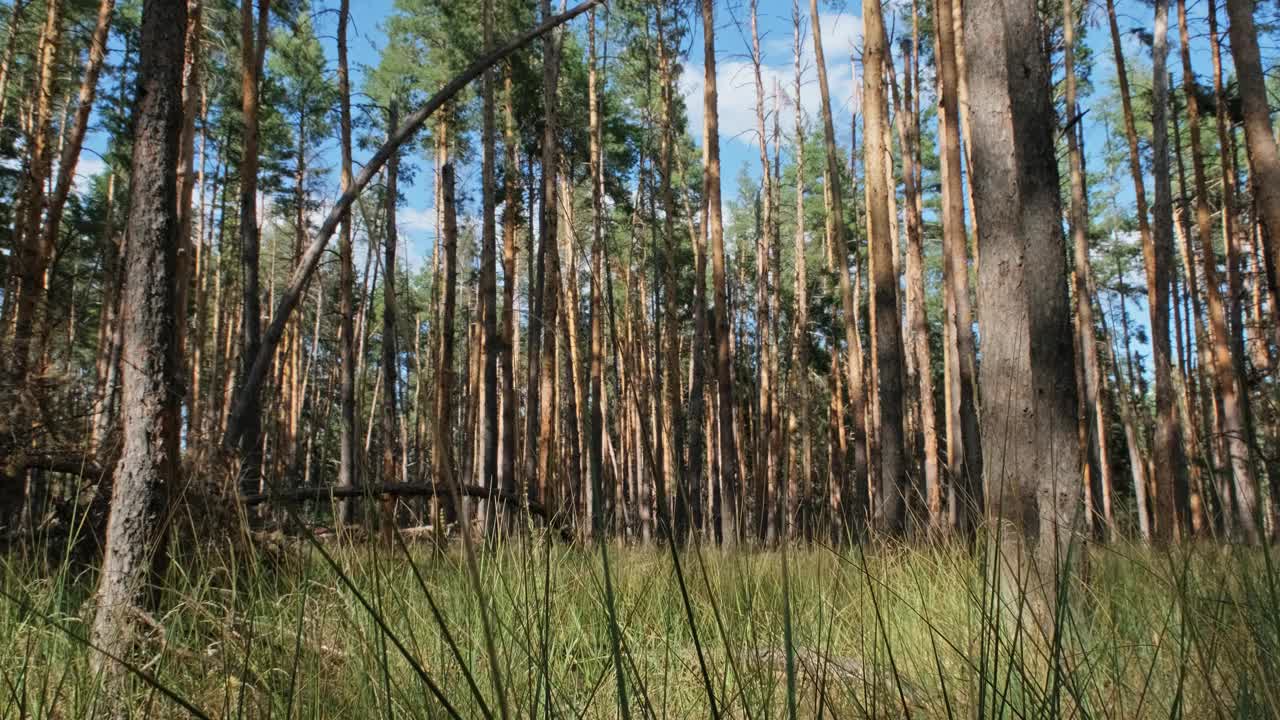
<box><xmin>0</xmin><ymin>531</ymin><xmax>1277</xmax><ymax>718</ymax></box>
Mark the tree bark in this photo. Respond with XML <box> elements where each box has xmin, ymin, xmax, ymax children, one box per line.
<box><xmin>701</xmin><ymin>0</ymin><xmax>740</xmax><ymax>545</ymax></box>
<box><xmin>1225</xmin><ymin>0</ymin><xmax>1280</xmax><ymax>302</ymax></box>
<box><xmin>89</xmin><ymin>0</ymin><xmax>186</xmax><ymax>680</ymax></box>
<box><xmin>335</xmin><ymin>0</ymin><xmax>359</xmax><ymax>523</ymax></box>
<box><xmin>863</xmin><ymin>0</ymin><xmax>908</xmax><ymax>534</ymax></box>
<box><xmin>1063</xmin><ymin>0</ymin><xmax>1114</xmax><ymax>540</ymax></box>
<box><xmin>1183</xmin><ymin>0</ymin><xmax>1261</xmax><ymax>543</ymax></box>
<box><xmin>965</xmin><ymin>0</ymin><xmax>1082</xmax><ymax>623</ymax></box>
<box><xmin>810</xmin><ymin>0</ymin><xmax>868</xmax><ymax>535</ymax></box>
<box><xmin>935</xmin><ymin>0</ymin><xmax>982</xmax><ymax>533</ymax></box>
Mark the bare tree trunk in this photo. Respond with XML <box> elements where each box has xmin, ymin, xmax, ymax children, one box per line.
<box><xmin>701</xmin><ymin>0</ymin><xmax>739</xmax><ymax>544</ymax></box>
<box><xmin>7</xmin><ymin>0</ymin><xmax>62</xmax><ymax>379</ymax></box>
<box><xmin>1063</xmin><ymin>0</ymin><xmax>1114</xmax><ymax>540</ymax></box>
<box><xmin>810</xmin><ymin>0</ymin><xmax>868</xmax><ymax>535</ymax></box>
<box><xmin>335</xmin><ymin>0</ymin><xmax>358</xmax><ymax>523</ymax></box>
<box><xmin>1181</xmin><ymin>0</ymin><xmax>1261</xmax><ymax>543</ymax></box>
<box><xmin>748</xmin><ymin>0</ymin><xmax>775</xmax><ymax>543</ymax></box>
<box><xmin>1225</xmin><ymin>0</ymin><xmax>1280</xmax><ymax>302</ymax></box>
<box><xmin>653</xmin><ymin>7</ymin><xmax>682</xmax><ymax>541</ymax></box>
<box><xmin>235</xmin><ymin>0</ymin><xmax>270</xmax><ymax>494</ymax></box>
<box><xmin>587</xmin><ymin>6</ymin><xmax>606</xmax><ymax>538</ymax></box>
<box><xmin>435</xmin><ymin>163</ymin><xmax>460</xmax><ymax>521</ymax></box>
<box><xmin>886</xmin><ymin>22</ymin><xmax>940</xmax><ymax>536</ymax></box>
<box><xmin>966</xmin><ymin>0</ymin><xmax>1082</xmax><ymax>626</ymax></box>
<box><xmin>498</xmin><ymin>68</ymin><xmax>520</xmax><ymax>526</ymax></box>
<box><xmin>863</xmin><ymin>1</ymin><xmax>908</xmax><ymax>534</ymax></box>
<box><xmin>786</xmin><ymin>0</ymin><xmax>809</xmax><ymax>541</ymax></box>
<box><xmin>89</xmin><ymin>0</ymin><xmax>186</xmax><ymax>679</ymax></box>
<box><xmin>1104</xmin><ymin>0</ymin><xmax>1176</xmax><ymax>542</ymax></box>
<box><xmin>534</xmin><ymin>0</ymin><xmax>564</xmax><ymax>515</ymax></box>
<box><xmin>935</xmin><ymin>0</ymin><xmax>982</xmax><ymax>533</ymax></box>
<box><xmin>1146</xmin><ymin>0</ymin><xmax>1185</xmax><ymax>542</ymax></box>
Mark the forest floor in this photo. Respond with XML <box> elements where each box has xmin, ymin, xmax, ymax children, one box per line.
<box><xmin>0</xmin><ymin>528</ymin><xmax>1276</xmax><ymax>718</ymax></box>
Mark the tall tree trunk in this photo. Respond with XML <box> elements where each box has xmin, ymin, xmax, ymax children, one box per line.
<box><xmin>382</xmin><ymin>102</ymin><xmax>402</xmax><ymax>507</ymax></box>
<box><xmin>478</xmin><ymin>0</ymin><xmax>499</xmax><ymax>526</ymax></box>
<box><xmin>702</xmin><ymin>0</ymin><xmax>740</xmax><ymax>544</ymax></box>
<box><xmin>1147</xmin><ymin>0</ymin><xmax>1184</xmax><ymax>542</ymax></box>
<box><xmin>935</xmin><ymin>0</ymin><xmax>982</xmax><ymax>533</ymax></box>
<box><xmin>588</xmin><ymin>6</ymin><xmax>606</xmax><ymax>537</ymax></box>
<box><xmin>534</xmin><ymin>0</ymin><xmax>563</xmax><ymax>515</ymax></box>
<box><xmin>1063</xmin><ymin>0</ymin><xmax>1114</xmax><ymax>540</ymax></box>
<box><xmin>810</xmin><ymin>0</ymin><xmax>868</xmax><ymax>535</ymax></box>
<box><xmin>786</xmin><ymin>0</ymin><xmax>809</xmax><ymax>541</ymax></box>
<box><xmin>966</xmin><ymin>0</ymin><xmax>1082</xmax><ymax>623</ymax></box>
<box><xmin>8</xmin><ymin>0</ymin><xmax>62</xmax><ymax>379</ymax></box>
<box><xmin>89</xmin><ymin>0</ymin><xmax>186</xmax><ymax>679</ymax></box>
<box><xmin>1182</xmin><ymin>0</ymin><xmax>1262</xmax><ymax>543</ymax></box>
<box><xmin>1225</xmin><ymin>0</ymin><xmax>1280</xmax><ymax>302</ymax></box>
<box><xmin>336</xmin><ymin>0</ymin><xmax>358</xmax><ymax>523</ymax></box>
<box><xmin>1104</xmin><ymin>0</ymin><xmax>1176</xmax><ymax>542</ymax></box>
<box><xmin>435</xmin><ymin>163</ymin><xmax>460</xmax><ymax>520</ymax></box>
<box><xmin>500</xmin><ymin>66</ymin><xmax>519</xmax><ymax>521</ymax></box>
<box><xmin>749</xmin><ymin>0</ymin><xmax>775</xmax><ymax>543</ymax></box>
<box><xmin>886</xmin><ymin>19</ymin><xmax>940</xmax><ymax>536</ymax></box>
<box><xmin>235</xmin><ymin>0</ymin><xmax>270</xmax><ymax>494</ymax></box>
<box><xmin>863</xmin><ymin>1</ymin><xmax>908</xmax><ymax>534</ymax></box>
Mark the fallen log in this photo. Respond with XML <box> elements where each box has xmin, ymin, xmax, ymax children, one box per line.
<box><xmin>239</xmin><ymin>483</ymin><xmax>550</xmax><ymax>519</ymax></box>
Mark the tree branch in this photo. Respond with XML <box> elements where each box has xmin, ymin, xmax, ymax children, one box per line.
<box><xmin>223</xmin><ymin>0</ymin><xmax>603</xmax><ymax>450</ymax></box>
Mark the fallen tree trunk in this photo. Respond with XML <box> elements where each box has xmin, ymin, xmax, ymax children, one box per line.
<box><xmin>240</xmin><ymin>482</ymin><xmax>550</xmax><ymax>518</ymax></box>
<box><xmin>223</xmin><ymin>0</ymin><xmax>601</xmax><ymax>451</ymax></box>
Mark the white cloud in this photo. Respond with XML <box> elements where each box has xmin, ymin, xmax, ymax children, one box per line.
<box><xmin>683</xmin><ymin>12</ymin><xmax>862</xmax><ymax>150</ymax></box>
<box><xmin>71</xmin><ymin>156</ymin><xmax>107</xmax><ymax>193</ymax></box>
<box><xmin>398</xmin><ymin>205</ymin><xmax>436</xmax><ymax>233</ymax></box>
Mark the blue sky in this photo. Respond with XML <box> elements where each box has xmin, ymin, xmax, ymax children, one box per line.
<box><xmin>72</xmin><ymin>0</ymin><xmax>1270</xmax><ymax>374</ymax></box>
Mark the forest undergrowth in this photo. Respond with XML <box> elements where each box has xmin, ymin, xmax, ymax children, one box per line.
<box><xmin>0</xmin><ymin>517</ymin><xmax>1277</xmax><ymax>719</ymax></box>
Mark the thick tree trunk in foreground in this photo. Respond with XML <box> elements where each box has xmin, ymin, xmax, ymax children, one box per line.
<box><xmin>966</xmin><ymin>0</ymin><xmax>1082</xmax><ymax>623</ymax></box>
<box><xmin>90</xmin><ymin>0</ymin><xmax>186</xmax><ymax>680</ymax></box>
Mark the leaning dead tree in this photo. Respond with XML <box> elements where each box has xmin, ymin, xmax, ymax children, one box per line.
<box><xmin>222</xmin><ymin>0</ymin><xmax>602</xmax><ymax>453</ymax></box>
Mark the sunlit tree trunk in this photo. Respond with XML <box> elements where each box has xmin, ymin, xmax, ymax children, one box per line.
<box><xmin>1180</xmin><ymin>0</ymin><xmax>1261</xmax><ymax>543</ymax></box>
<box><xmin>863</xmin><ymin>1</ymin><xmax>908</xmax><ymax>534</ymax></box>
<box><xmin>787</xmin><ymin>0</ymin><xmax>809</xmax><ymax>541</ymax></box>
<box><xmin>1224</xmin><ymin>0</ymin><xmax>1280</xmax><ymax>304</ymax></box>
<box><xmin>935</xmin><ymin>0</ymin><xmax>982</xmax><ymax>532</ymax></box>
<box><xmin>7</xmin><ymin>0</ymin><xmax>62</xmax><ymax>380</ymax></box>
<box><xmin>966</xmin><ymin>0</ymin><xmax>1082</xmax><ymax>621</ymax></box>
<box><xmin>701</xmin><ymin>0</ymin><xmax>739</xmax><ymax>544</ymax></box>
<box><xmin>810</xmin><ymin>0</ymin><xmax>868</xmax><ymax>536</ymax></box>
<box><xmin>1063</xmin><ymin>0</ymin><xmax>1114</xmax><ymax>540</ymax></box>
